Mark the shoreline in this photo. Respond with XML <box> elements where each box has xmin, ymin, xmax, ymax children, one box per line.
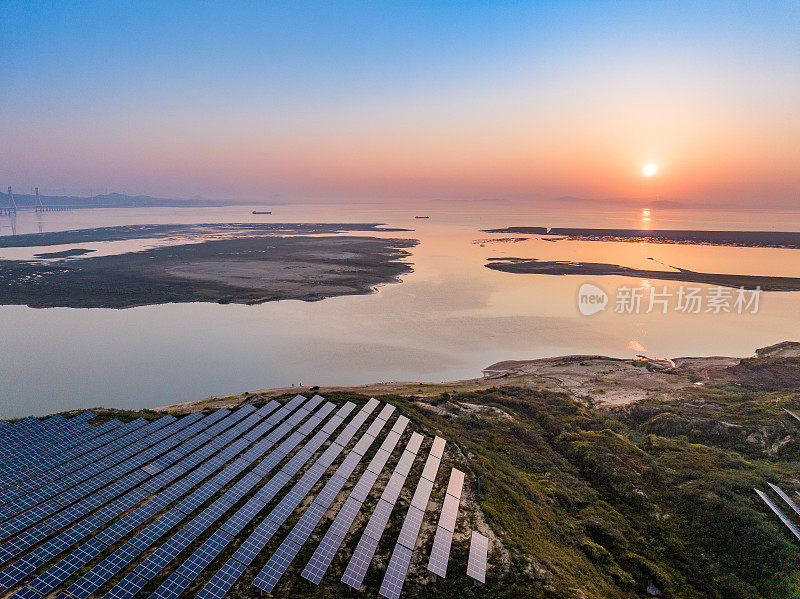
<box><xmin>153</xmin><ymin>342</ymin><xmax>800</xmax><ymax>413</ymax></box>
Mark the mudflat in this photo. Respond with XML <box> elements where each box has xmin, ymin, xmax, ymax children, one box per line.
<box><xmin>0</xmin><ymin>229</ymin><xmax>416</xmax><ymax>308</ymax></box>
<box><xmin>485</xmin><ymin>257</ymin><xmax>800</xmax><ymax>290</ymax></box>
<box><xmin>483</xmin><ymin>226</ymin><xmax>800</xmax><ymax>249</ymax></box>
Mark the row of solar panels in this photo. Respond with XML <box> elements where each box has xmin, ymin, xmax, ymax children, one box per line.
<box><xmin>0</xmin><ymin>395</ymin><xmax>488</xmax><ymax>598</ymax></box>
<box><xmin>755</xmin><ymin>482</ymin><xmax>800</xmax><ymax>542</ymax></box>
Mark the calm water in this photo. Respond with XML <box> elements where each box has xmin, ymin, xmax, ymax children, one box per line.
<box><xmin>1</xmin><ymin>201</ymin><xmax>799</xmax><ymax>418</ymax></box>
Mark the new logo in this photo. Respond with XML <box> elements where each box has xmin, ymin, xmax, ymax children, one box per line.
<box><xmin>578</xmin><ymin>283</ymin><xmax>608</xmax><ymax>316</ymax></box>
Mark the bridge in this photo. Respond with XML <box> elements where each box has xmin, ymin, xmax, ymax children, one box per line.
<box><xmin>1</xmin><ymin>187</ymin><xmax>73</xmax><ymax>215</ymax></box>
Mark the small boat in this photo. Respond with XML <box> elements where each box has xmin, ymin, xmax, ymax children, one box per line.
<box><xmin>252</xmin><ymin>210</ymin><xmax>272</xmax><ymax>215</ymax></box>
<box><xmin>414</xmin><ymin>215</ymin><xmax>429</xmax><ymax>219</ymax></box>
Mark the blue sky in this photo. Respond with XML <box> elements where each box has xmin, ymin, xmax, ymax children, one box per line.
<box><xmin>2</xmin><ymin>1</ymin><xmax>798</xmax><ymax>204</ymax></box>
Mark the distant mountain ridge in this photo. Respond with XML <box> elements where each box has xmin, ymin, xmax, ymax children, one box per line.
<box><xmin>552</xmin><ymin>195</ymin><xmax>687</xmax><ymax>209</ymax></box>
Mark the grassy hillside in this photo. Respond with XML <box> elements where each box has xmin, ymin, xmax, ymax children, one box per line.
<box><xmin>43</xmin><ymin>356</ymin><xmax>800</xmax><ymax>599</ymax></box>
<box><xmin>357</xmin><ymin>362</ymin><xmax>800</xmax><ymax>598</ymax></box>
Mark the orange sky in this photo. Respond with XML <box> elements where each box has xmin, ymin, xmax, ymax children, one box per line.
<box><xmin>2</xmin><ymin>2</ymin><xmax>798</xmax><ymax>206</ymax></box>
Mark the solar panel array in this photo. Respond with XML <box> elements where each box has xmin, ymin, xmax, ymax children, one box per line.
<box><xmin>341</xmin><ymin>431</ymin><xmax>425</xmax><ymax>590</ymax></box>
<box><xmin>301</xmin><ymin>413</ymin><xmax>409</xmax><ymax>585</ymax></box>
<box><xmin>426</xmin><ymin>467</ymin><xmax>464</xmax><ymax>578</ymax></box>
<box><xmin>251</xmin><ymin>403</ymin><xmax>397</xmax><ymax>593</ymax></box>
<box><xmin>0</xmin><ymin>394</ymin><xmax>486</xmax><ymax>598</ymax></box>
<box><xmin>378</xmin><ymin>436</ymin><xmax>446</xmax><ymax>599</ymax></box>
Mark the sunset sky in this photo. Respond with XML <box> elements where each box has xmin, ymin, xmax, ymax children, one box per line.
<box><xmin>2</xmin><ymin>1</ymin><xmax>798</xmax><ymax>205</ymax></box>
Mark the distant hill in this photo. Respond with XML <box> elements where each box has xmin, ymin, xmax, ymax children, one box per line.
<box><xmin>552</xmin><ymin>195</ymin><xmax>687</xmax><ymax>209</ymax></box>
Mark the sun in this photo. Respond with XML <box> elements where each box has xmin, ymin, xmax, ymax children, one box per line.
<box><xmin>642</xmin><ymin>163</ymin><xmax>659</xmax><ymax>177</ymax></box>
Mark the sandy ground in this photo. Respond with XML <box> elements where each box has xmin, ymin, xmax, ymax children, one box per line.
<box><xmin>163</xmin><ymin>259</ymin><xmax>365</xmax><ymax>299</ymax></box>
<box><xmin>153</xmin><ymin>373</ymin><xmax>549</xmax><ymax>413</ymax></box>
<box><xmin>156</xmin><ymin>344</ymin><xmax>796</xmax><ymax>412</ymax></box>
<box><xmin>156</xmin><ymin>355</ymin><xmax>733</xmax><ymax>412</ymax></box>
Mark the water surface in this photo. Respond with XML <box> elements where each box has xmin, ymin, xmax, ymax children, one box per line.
<box><xmin>1</xmin><ymin>201</ymin><xmax>798</xmax><ymax>418</ymax></box>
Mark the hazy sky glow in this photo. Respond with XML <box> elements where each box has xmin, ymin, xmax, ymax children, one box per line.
<box><xmin>2</xmin><ymin>1</ymin><xmax>799</xmax><ymax>205</ymax></box>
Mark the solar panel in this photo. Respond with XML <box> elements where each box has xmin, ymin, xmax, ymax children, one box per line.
<box><xmin>141</xmin><ymin>464</ymin><xmax>187</xmax><ymax>493</ymax></box>
<box><xmin>194</xmin><ymin>557</ymin><xmax>246</xmax><ymax>599</ymax></box>
<box><xmin>175</xmin><ymin>481</ymin><xmax>221</xmax><ymax>515</ymax></box>
<box><xmin>0</xmin><ymin>555</ymin><xmax>38</xmax><ymax>593</ymax></box>
<box><xmin>215</xmin><ymin>437</ymin><xmax>251</xmax><ymax>462</ymax></box>
<box><xmin>327</xmin><ymin>495</ymin><xmax>362</xmax><ymax>539</ymax></box>
<box><xmin>220</xmin><ymin>497</ymin><xmax>265</xmax><ymax>536</ymax></box>
<box><xmin>131</xmin><ymin>509</ymin><xmax>186</xmax><ymax>550</ymax></box>
<box><xmin>406</xmin><ymin>432</ymin><xmax>424</xmax><ymax>454</ymax></box>
<box><xmin>378</xmin><ymin>543</ymin><xmax>413</xmax><ymax>599</ymax></box>
<box><xmin>340</xmin><ymin>533</ymin><xmax>380</xmax><ymax>589</ymax></box>
<box><xmin>300</xmin><ymin>531</ymin><xmax>340</xmax><ymax>584</ymax></box>
<box><xmin>430</xmin><ymin>436</ymin><xmax>446</xmax><ymax>459</ymax></box>
<box><xmin>282</xmin><ymin>448</ymin><xmax>314</xmax><ymax>477</ymax></box>
<box><xmin>256</xmin><ymin>400</ymin><xmax>280</xmax><ymax>417</ymax></box>
<box><xmin>96</xmin><ymin>505</ymin><xmax>155</xmax><ymax>545</ymax></box>
<box><xmin>395</xmin><ymin>450</ymin><xmax>417</xmax><ymax>476</ymax></box>
<box><xmin>426</xmin><ymin>524</ymin><xmax>453</xmax><ymax>577</ymax></box>
<box><xmin>185</xmin><ymin>459</ymin><xmax>223</xmax><ymax>483</ymax></box>
<box><xmin>10</xmin><ymin>584</ymin><xmax>39</xmax><ymax>598</ymax></box>
<box><xmin>209</xmin><ymin>459</ymin><xmax>248</xmax><ymax>486</ymax></box>
<box><xmin>2</xmin><ymin>399</ymin><xmax>331</xmax><ymax>599</ymax></box>
<box><xmin>231</xmin><ymin>517</ymin><xmax>280</xmax><ymax>565</ymax></box>
<box><xmin>371</xmin><ymin>445</ymin><xmax>395</xmax><ymax>470</ymax></box>
<box><xmin>363</xmin><ymin>499</ymin><xmax>394</xmax><ymax>541</ymax></box>
<box><xmin>175</xmin><ymin>432</ymin><xmax>212</xmax><ymax>455</ymax></box>
<box><xmin>175</xmin><ymin>529</ymin><xmax>233</xmax><ymax>581</ymax></box>
<box><xmin>381</xmin><ymin>471</ymin><xmax>407</xmax><ymax>505</ymax></box>
<box><xmin>66</xmin><ymin>542</ymin><xmax>141</xmax><ymax>598</ymax></box>
<box><xmin>446</xmin><ymin>467</ymin><xmax>465</xmax><ymax>498</ymax></box>
<box><xmin>252</xmin><ymin>538</ymin><xmax>302</xmax><ymax>592</ymax></box>
<box><xmin>411</xmin><ymin>476</ymin><xmax>434</xmax><ymax>511</ymax></box>
<box><xmin>134</xmin><ymin>528</ymin><xmax>197</xmax><ymax>580</ymax></box>
<box><xmin>0</xmin><ymin>522</ymin><xmax>50</xmax><ymax>561</ymax></box>
<box><xmin>375</xmin><ymin>403</ymin><xmax>397</xmax><ymax>422</ymax></box>
<box><xmin>184</xmin><ymin>497</ymin><xmax>233</xmax><ymax>536</ymax></box>
<box><xmin>142</xmin><ymin>462</ymin><xmax>164</xmax><ymax>475</ymax></box>
<box><xmin>315</xmin><ymin>475</ymin><xmax>347</xmax><ymax>508</ymax></box>
<box><xmin>145</xmin><ymin>478</ymin><xmax>194</xmax><ymax>512</ymax></box>
<box><xmin>287</xmin><ymin>502</ymin><xmax>328</xmax><ymax>544</ymax></box>
<box><xmin>467</xmin><ymin>531</ymin><xmax>488</xmax><ymax>583</ymax></box>
<box><xmin>379</xmin><ymin>420</ymin><xmax>407</xmax><ymax>452</ymax></box>
<box><xmin>351</xmin><ymin>433</ymin><xmax>377</xmax><ymax>456</ymax></box>
<box><xmin>1</xmin><ymin>418</ymin><xmax>193</xmax><ymax>534</ymax></box>
<box><xmin>421</xmin><ymin>455</ymin><xmax>441</xmax><ymax>483</ymax></box>
<box><xmin>42</xmin><ymin>494</ymin><xmax>102</xmax><ymax>530</ymax></box>
<box><xmin>254</xmin><ymin>471</ymin><xmax>292</xmax><ymax>503</ymax></box>
<box><xmin>336</xmin><ymin>451</ymin><xmax>362</xmax><ymax>478</ymax></box>
<box><xmin>438</xmin><ymin>493</ymin><xmax>460</xmax><ymax>533</ymax></box>
<box><xmin>181</xmin><ymin>401</ymin><xmax>370</xmax><ymax>595</ymax></box>
<box><xmin>755</xmin><ymin>488</ymin><xmax>800</xmax><ymax>540</ymax></box>
<box><xmin>103</xmin><ymin>571</ymin><xmax>148</xmax><ymax>599</ymax></box>
<box><xmin>150</xmin><ymin>571</ymin><xmax>191</xmax><ymax>599</ymax></box>
<box><xmin>28</xmin><ymin>537</ymin><xmax>105</xmax><ymax>595</ymax></box>
<box><xmin>396</xmin><ymin>505</ymin><xmax>425</xmax><ymax>550</ymax></box>
<box><xmin>51</xmin><ymin>515</ymin><xmax>102</xmax><ymax>549</ymax></box>
<box><xmin>768</xmin><ymin>482</ymin><xmax>800</xmax><ymax>517</ymax></box>
<box><xmin>350</xmin><ymin>469</ymin><xmax>380</xmax><ymax>503</ymax></box>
